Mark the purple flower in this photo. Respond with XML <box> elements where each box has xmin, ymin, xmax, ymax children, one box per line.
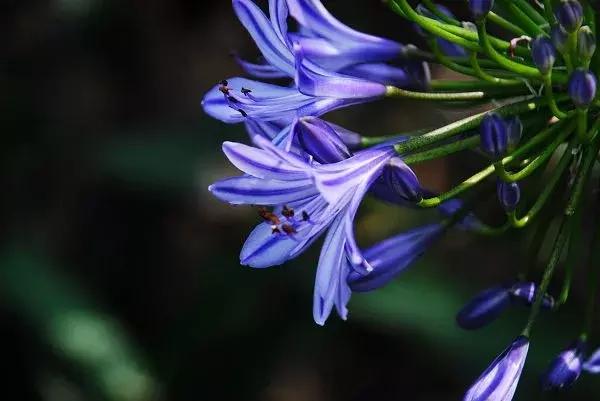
<box><xmin>209</xmin><ymin>134</ymin><xmax>405</xmax><ymax>324</ymax></box>
<box><xmin>541</xmin><ymin>339</ymin><xmax>586</xmax><ymax>390</ymax></box>
<box><xmin>347</xmin><ymin>224</ymin><xmax>444</xmax><ymax>292</ymax></box>
<box><xmin>583</xmin><ymin>347</ymin><xmax>600</xmax><ymax>374</ymax></box>
<box><xmin>456</xmin><ymin>286</ymin><xmax>511</xmax><ymax>330</ymax></box>
<box><xmin>464</xmin><ymin>336</ymin><xmax>530</xmax><ymax>401</ymax></box>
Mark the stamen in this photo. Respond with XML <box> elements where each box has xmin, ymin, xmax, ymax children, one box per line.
<box><xmin>241</xmin><ymin>87</ymin><xmax>253</xmax><ymax>96</ymax></box>
<box><xmin>282</xmin><ymin>224</ymin><xmax>297</xmax><ymax>235</ymax></box>
<box><xmin>258</xmin><ymin>207</ymin><xmax>281</xmax><ymax>225</ymax></box>
<box><xmin>302</xmin><ymin>211</ymin><xmax>310</xmax><ymax>221</ymax></box>
<box><xmin>282</xmin><ymin>205</ymin><xmax>295</xmax><ymax>218</ymax></box>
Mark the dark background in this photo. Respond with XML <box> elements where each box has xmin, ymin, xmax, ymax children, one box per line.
<box><xmin>1</xmin><ymin>1</ymin><xmax>598</xmax><ymax>400</ymax></box>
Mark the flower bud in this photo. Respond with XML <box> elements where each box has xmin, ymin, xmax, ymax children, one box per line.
<box><xmin>554</xmin><ymin>0</ymin><xmax>584</xmax><ymax>33</ymax></box>
<box><xmin>583</xmin><ymin>347</ymin><xmax>600</xmax><ymax>373</ymax></box>
<box><xmin>497</xmin><ymin>181</ymin><xmax>521</xmax><ymax>212</ymax></box>
<box><xmin>577</xmin><ymin>25</ymin><xmax>596</xmax><ymax>61</ymax></box>
<box><xmin>568</xmin><ymin>69</ymin><xmax>597</xmax><ymax>108</ymax></box>
<box><xmin>464</xmin><ymin>336</ymin><xmax>529</xmax><ymax>401</ymax></box>
<box><xmin>382</xmin><ymin>157</ymin><xmax>423</xmax><ymax>202</ymax></box>
<box><xmin>468</xmin><ymin>0</ymin><xmax>494</xmax><ymax>20</ymax></box>
<box><xmin>531</xmin><ymin>36</ymin><xmax>557</xmax><ymax>74</ymax></box>
<box><xmin>551</xmin><ymin>25</ymin><xmax>569</xmax><ymax>53</ymax></box>
<box><xmin>294</xmin><ymin>117</ymin><xmax>351</xmax><ymax>164</ymax></box>
<box><xmin>506</xmin><ymin>116</ymin><xmax>523</xmax><ymax>150</ymax></box>
<box><xmin>456</xmin><ymin>286</ymin><xmax>511</xmax><ymax>330</ymax></box>
<box><xmin>510</xmin><ymin>282</ymin><xmax>555</xmax><ymax>310</ymax></box>
<box><xmin>541</xmin><ymin>340</ymin><xmax>586</xmax><ymax>390</ymax></box>
<box><xmin>480</xmin><ymin>113</ymin><xmax>508</xmax><ymax>158</ymax></box>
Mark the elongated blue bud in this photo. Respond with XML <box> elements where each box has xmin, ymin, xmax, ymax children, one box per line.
<box><xmin>468</xmin><ymin>0</ymin><xmax>494</xmax><ymax>20</ymax></box>
<box><xmin>568</xmin><ymin>69</ymin><xmax>597</xmax><ymax>108</ymax></box>
<box><xmin>497</xmin><ymin>181</ymin><xmax>521</xmax><ymax>212</ymax></box>
<box><xmin>554</xmin><ymin>0</ymin><xmax>584</xmax><ymax>33</ymax></box>
<box><xmin>583</xmin><ymin>348</ymin><xmax>600</xmax><ymax>373</ymax></box>
<box><xmin>456</xmin><ymin>286</ymin><xmax>511</xmax><ymax>330</ymax></box>
<box><xmin>506</xmin><ymin>116</ymin><xmax>523</xmax><ymax>150</ymax></box>
<box><xmin>294</xmin><ymin>117</ymin><xmax>351</xmax><ymax>164</ymax></box>
<box><xmin>551</xmin><ymin>26</ymin><xmax>569</xmax><ymax>53</ymax></box>
<box><xmin>510</xmin><ymin>282</ymin><xmax>555</xmax><ymax>310</ymax></box>
<box><xmin>531</xmin><ymin>36</ymin><xmax>557</xmax><ymax>74</ymax></box>
<box><xmin>541</xmin><ymin>340</ymin><xmax>586</xmax><ymax>390</ymax></box>
<box><xmin>382</xmin><ymin>157</ymin><xmax>423</xmax><ymax>202</ymax></box>
<box><xmin>480</xmin><ymin>113</ymin><xmax>508</xmax><ymax>158</ymax></box>
<box><xmin>464</xmin><ymin>336</ymin><xmax>529</xmax><ymax>401</ymax></box>
<box><xmin>578</xmin><ymin>26</ymin><xmax>596</xmax><ymax>61</ymax></box>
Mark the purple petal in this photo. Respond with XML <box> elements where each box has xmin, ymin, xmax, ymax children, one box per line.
<box><xmin>293</xmin><ymin>117</ymin><xmax>351</xmax><ymax>163</ymax></box>
<box><xmin>348</xmin><ymin>224</ymin><xmax>443</xmax><ymax>292</ymax></box>
<box><xmin>313</xmin><ymin>145</ymin><xmax>396</xmax><ymax>206</ymax></box>
<box><xmin>269</xmin><ymin>0</ymin><xmax>290</xmax><ymax>45</ymax></box>
<box><xmin>294</xmin><ymin>43</ymin><xmax>387</xmax><ymax>99</ymax></box>
<box><xmin>286</xmin><ymin>0</ymin><xmax>402</xmax><ymax>61</ymax></box>
<box><xmin>313</xmin><ymin>213</ymin><xmax>352</xmax><ymax>325</ymax></box>
<box><xmin>340</xmin><ymin>63</ymin><xmax>412</xmax><ymax>86</ymax></box>
<box><xmin>234</xmin><ymin>55</ymin><xmax>289</xmax><ymax>79</ymax></box>
<box><xmin>209</xmin><ymin>175</ymin><xmax>317</xmax><ymax>205</ymax></box>
<box><xmin>583</xmin><ymin>348</ymin><xmax>600</xmax><ymax>374</ymax></box>
<box><xmin>464</xmin><ymin>336</ymin><xmax>530</xmax><ymax>401</ymax></box>
<box><xmin>244</xmin><ymin>119</ymin><xmax>282</xmax><ymax>141</ymax></box>
<box><xmin>233</xmin><ymin>0</ymin><xmax>294</xmax><ymax>76</ymax></box>
<box><xmin>222</xmin><ymin>140</ymin><xmax>309</xmax><ymax>180</ymax></box>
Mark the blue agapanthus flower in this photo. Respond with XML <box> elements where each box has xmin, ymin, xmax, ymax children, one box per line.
<box><xmin>203</xmin><ymin>0</ymin><xmax>600</xmax><ymax>399</ymax></box>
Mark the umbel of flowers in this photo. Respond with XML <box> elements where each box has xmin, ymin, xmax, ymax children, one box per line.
<box><xmin>203</xmin><ymin>0</ymin><xmax>600</xmax><ymax>399</ymax></box>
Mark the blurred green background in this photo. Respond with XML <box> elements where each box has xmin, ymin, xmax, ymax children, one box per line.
<box><xmin>1</xmin><ymin>1</ymin><xmax>598</xmax><ymax>400</ymax></box>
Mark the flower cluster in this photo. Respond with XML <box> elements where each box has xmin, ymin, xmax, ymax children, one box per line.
<box><xmin>203</xmin><ymin>0</ymin><xmax>600</xmax><ymax>399</ymax></box>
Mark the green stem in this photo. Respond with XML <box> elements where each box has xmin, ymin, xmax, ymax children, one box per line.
<box><xmin>506</xmin><ymin>141</ymin><xmax>574</xmax><ymax>228</ymax></box>
<box><xmin>577</xmin><ymin>109</ymin><xmax>589</xmax><ymax>142</ymax></box>
<box><xmin>391</xmin><ymin>0</ymin><xmax>531</xmax><ymax>58</ymax></box>
<box><xmin>385</xmin><ymin>86</ymin><xmax>486</xmax><ymax>101</ymax></box>
<box><xmin>417</xmin><ymin>114</ymin><xmax>567</xmax><ymax>208</ymax></box>
<box><xmin>470</xmin><ymin>52</ymin><xmax>522</xmax><ymax>85</ymax></box>
<box><xmin>360</xmin><ymin>128</ymin><xmax>430</xmax><ymax>147</ymax></box>
<box><xmin>523</xmin><ymin>214</ymin><xmax>572</xmax><ymax>336</ymax></box>
<box><xmin>543</xmin><ymin>0</ymin><xmax>555</xmax><ymax>24</ymax></box>
<box><xmin>583</xmin><ymin>179</ymin><xmax>600</xmax><ymax>336</ymax></box>
<box><xmin>477</xmin><ymin>20</ymin><xmax>551</xmax><ymax>82</ymax></box>
<box><xmin>494</xmin><ymin>119</ymin><xmax>576</xmax><ymax>182</ymax></box>
<box><xmin>422</xmin><ymin>0</ymin><xmax>459</xmax><ymax>25</ymax></box>
<box><xmin>403</xmin><ymin>136</ymin><xmax>480</xmax><ymax>165</ymax></box>
<box><xmin>488</xmin><ymin>12</ymin><xmax>528</xmax><ymax>36</ymax></box>
<box><xmin>565</xmin><ymin>119</ymin><xmax>600</xmax><ymax>215</ymax></box>
<box><xmin>497</xmin><ymin>0</ymin><xmax>546</xmax><ymax>37</ymax></box>
<box><xmin>394</xmin><ymin>96</ymin><xmax>552</xmax><ymax>155</ymax></box>
<box><xmin>544</xmin><ymin>75</ymin><xmax>569</xmax><ymax>119</ymax></box>
<box><xmin>429</xmin><ymin>79</ymin><xmax>525</xmax><ymax>91</ymax></box>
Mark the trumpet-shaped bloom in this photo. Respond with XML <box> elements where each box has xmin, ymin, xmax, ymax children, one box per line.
<box><xmin>208</xmin><ymin>134</ymin><xmax>415</xmax><ymax>324</ymax></box>
<box><xmin>464</xmin><ymin>336</ymin><xmax>530</xmax><ymax>401</ymax></box>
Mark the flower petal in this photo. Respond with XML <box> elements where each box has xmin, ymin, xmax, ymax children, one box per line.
<box><xmin>222</xmin><ymin>140</ymin><xmax>309</xmax><ymax>180</ymax></box>
<box><xmin>234</xmin><ymin>55</ymin><xmax>289</xmax><ymax>79</ymax></box>
<box><xmin>233</xmin><ymin>0</ymin><xmax>294</xmax><ymax>76</ymax></box>
<box><xmin>313</xmin><ymin>213</ymin><xmax>351</xmax><ymax>325</ymax></box>
<box><xmin>294</xmin><ymin>43</ymin><xmax>387</xmax><ymax>99</ymax></box>
<box><xmin>286</xmin><ymin>0</ymin><xmax>402</xmax><ymax>61</ymax></box>
<box><xmin>209</xmin><ymin>175</ymin><xmax>317</xmax><ymax>205</ymax></box>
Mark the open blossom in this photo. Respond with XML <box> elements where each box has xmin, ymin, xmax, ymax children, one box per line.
<box><xmin>209</xmin><ymin>133</ymin><xmax>420</xmax><ymax>324</ymax></box>
<box><xmin>202</xmin><ymin>0</ymin><xmax>428</xmax><ymax>125</ymax></box>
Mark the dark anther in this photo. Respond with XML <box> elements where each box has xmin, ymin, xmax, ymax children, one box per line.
<box><xmin>258</xmin><ymin>207</ymin><xmax>281</xmax><ymax>225</ymax></box>
<box><xmin>282</xmin><ymin>224</ymin><xmax>297</xmax><ymax>235</ymax></box>
<box><xmin>220</xmin><ymin>80</ymin><xmax>228</xmax><ymax>86</ymax></box>
<box><xmin>219</xmin><ymin>86</ymin><xmax>230</xmax><ymax>95</ymax></box>
<box><xmin>241</xmin><ymin>87</ymin><xmax>252</xmax><ymax>96</ymax></box>
<box><xmin>282</xmin><ymin>205</ymin><xmax>295</xmax><ymax>218</ymax></box>
<box><xmin>239</xmin><ymin>109</ymin><xmax>248</xmax><ymax>117</ymax></box>
<box><xmin>302</xmin><ymin>211</ymin><xmax>309</xmax><ymax>221</ymax></box>
<box><xmin>271</xmin><ymin>226</ymin><xmax>281</xmax><ymax>235</ymax></box>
